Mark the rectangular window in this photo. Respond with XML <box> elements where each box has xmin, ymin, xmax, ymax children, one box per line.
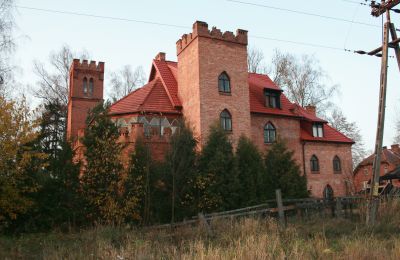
<box><xmin>312</xmin><ymin>123</ymin><xmax>324</xmax><ymax>137</ymax></box>
<box><xmin>265</xmin><ymin>90</ymin><xmax>280</xmax><ymax>109</ymax></box>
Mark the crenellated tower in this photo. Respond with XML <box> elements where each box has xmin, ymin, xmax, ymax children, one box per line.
<box><xmin>176</xmin><ymin>21</ymin><xmax>251</xmax><ymax>147</ymax></box>
<box><xmin>67</xmin><ymin>59</ymin><xmax>104</xmax><ymax>141</ymax></box>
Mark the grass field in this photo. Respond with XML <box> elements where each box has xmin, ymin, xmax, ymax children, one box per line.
<box><xmin>2</xmin><ymin>200</ymin><xmax>400</xmax><ymax>259</ymax></box>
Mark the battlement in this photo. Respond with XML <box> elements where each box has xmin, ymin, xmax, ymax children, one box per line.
<box><xmin>176</xmin><ymin>21</ymin><xmax>248</xmax><ymax>55</ymax></box>
<box><xmin>71</xmin><ymin>59</ymin><xmax>105</xmax><ymax>72</ymax></box>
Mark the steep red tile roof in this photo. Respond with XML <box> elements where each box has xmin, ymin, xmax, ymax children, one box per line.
<box><xmin>300</xmin><ymin>124</ymin><xmax>354</xmax><ymax>144</ymax></box>
<box><xmin>109</xmin><ymin>78</ymin><xmax>180</xmax><ymax>115</ymax></box>
<box><xmin>151</xmin><ymin>60</ymin><xmax>181</xmax><ymax>107</ymax></box>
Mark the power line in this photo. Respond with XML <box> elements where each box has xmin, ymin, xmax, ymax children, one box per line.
<box><xmin>16</xmin><ymin>5</ymin><xmax>190</xmax><ymax>29</ymax></box>
<box><xmin>226</xmin><ymin>0</ymin><xmax>380</xmax><ymax>28</ymax></box>
<box><xmin>341</xmin><ymin>0</ymin><xmax>369</xmax><ymax>6</ymax></box>
<box><xmin>16</xmin><ymin>4</ymin><xmax>384</xmax><ymax>58</ymax></box>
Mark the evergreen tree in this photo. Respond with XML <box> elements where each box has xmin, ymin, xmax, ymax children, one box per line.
<box><xmin>81</xmin><ymin>103</ymin><xmax>124</xmax><ymax>224</ymax></box>
<box><xmin>123</xmin><ymin>137</ymin><xmax>149</xmax><ymax>224</ymax></box>
<box><xmin>164</xmin><ymin>121</ymin><xmax>197</xmax><ymax>222</ymax></box>
<box><xmin>264</xmin><ymin>139</ymin><xmax>308</xmax><ymax>199</ymax></box>
<box><xmin>235</xmin><ymin>136</ymin><xmax>267</xmax><ymax>206</ymax></box>
<box><xmin>196</xmin><ymin>124</ymin><xmax>239</xmax><ymax>212</ymax></box>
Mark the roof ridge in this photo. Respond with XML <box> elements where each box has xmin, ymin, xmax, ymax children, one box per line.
<box><xmin>138</xmin><ymin>79</ymin><xmax>159</xmax><ymax>111</ymax></box>
<box><xmin>152</xmin><ymin>59</ymin><xmax>178</xmax><ymax>107</ymax></box>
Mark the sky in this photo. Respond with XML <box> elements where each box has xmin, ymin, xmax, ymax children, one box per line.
<box><xmin>10</xmin><ymin>0</ymin><xmax>400</xmax><ymax>151</ymax></box>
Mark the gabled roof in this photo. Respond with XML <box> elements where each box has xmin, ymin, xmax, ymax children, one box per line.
<box><xmin>109</xmin><ymin>78</ymin><xmax>180</xmax><ymax>115</ymax></box>
<box><xmin>357</xmin><ymin>148</ymin><xmax>400</xmax><ymax>168</ymax></box>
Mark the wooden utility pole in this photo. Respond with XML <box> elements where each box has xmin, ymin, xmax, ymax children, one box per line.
<box><xmin>367</xmin><ymin>0</ymin><xmax>400</xmax><ymax>225</ymax></box>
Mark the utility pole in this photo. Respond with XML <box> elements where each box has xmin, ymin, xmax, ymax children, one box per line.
<box><xmin>367</xmin><ymin>0</ymin><xmax>400</xmax><ymax>225</ymax></box>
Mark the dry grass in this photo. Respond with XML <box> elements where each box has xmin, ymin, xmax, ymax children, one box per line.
<box><xmin>2</xmin><ymin>200</ymin><xmax>400</xmax><ymax>259</ymax></box>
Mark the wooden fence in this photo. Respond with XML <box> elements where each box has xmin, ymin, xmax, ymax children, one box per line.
<box><xmin>148</xmin><ymin>190</ymin><xmax>393</xmax><ymax>231</ymax></box>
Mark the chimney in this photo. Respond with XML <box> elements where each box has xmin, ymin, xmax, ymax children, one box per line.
<box><xmin>155</xmin><ymin>52</ymin><xmax>166</xmax><ymax>61</ymax></box>
<box><xmin>391</xmin><ymin>144</ymin><xmax>400</xmax><ymax>154</ymax></box>
<box><xmin>305</xmin><ymin>105</ymin><xmax>316</xmax><ymax>116</ymax></box>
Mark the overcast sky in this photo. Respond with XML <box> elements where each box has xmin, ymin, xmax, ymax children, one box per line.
<box><xmin>11</xmin><ymin>0</ymin><xmax>400</xmax><ymax>151</ymax></box>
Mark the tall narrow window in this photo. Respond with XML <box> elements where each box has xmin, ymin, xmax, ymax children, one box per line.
<box><xmin>333</xmin><ymin>156</ymin><xmax>341</xmax><ymax>172</ymax></box>
<box><xmin>310</xmin><ymin>155</ymin><xmax>319</xmax><ymax>172</ymax></box>
<box><xmin>83</xmin><ymin>77</ymin><xmax>88</xmax><ymax>95</ymax></box>
<box><xmin>264</xmin><ymin>122</ymin><xmax>276</xmax><ymax>143</ymax></box>
<box><xmin>220</xmin><ymin>109</ymin><xmax>232</xmax><ymax>131</ymax></box>
<box><xmin>323</xmin><ymin>185</ymin><xmax>334</xmax><ymax>200</ymax></box>
<box><xmin>312</xmin><ymin>123</ymin><xmax>324</xmax><ymax>137</ymax></box>
<box><xmin>89</xmin><ymin>78</ymin><xmax>94</xmax><ymax>96</ymax></box>
<box><xmin>218</xmin><ymin>72</ymin><xmax>231</xmax><ymax>93</ymax></box>
<box><xmin>264</xmin><ymin>89</ymin><xmax>281</xmax><ymax>108</ymax></box>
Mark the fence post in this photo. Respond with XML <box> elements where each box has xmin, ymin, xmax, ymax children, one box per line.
<box><xmin>198</xmin><ymin>213</ymin><xmax>213</xmax><ymax>236</ymax></box>
<box><xmin>336</xmin><ymin>198</ymin><xmax>343</xmax><ymax>218</ymax></box>
<box><xmin>276</xmin><ymin>189</ymin><xmax>285</xmax><ymax>226</ymax></box>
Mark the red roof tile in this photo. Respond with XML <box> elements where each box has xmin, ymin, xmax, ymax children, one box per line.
<box><xmin>152</xmin><ymin>60</ymin><xmax>181</xmax><ymax>107</ymax></box>
<box><xmin>109</xmin><ymin>78</ymin><xmax>180</xmax><ymax>115</ymax></box>
<box><xmin>300</xmin><ymin>124</ymin><xmax>354</xmax><ymax>144</ymax></box>
<box><xmin>358</xmin><ymin>148</ymin><xmax>400</xmax><ymax>167</ymax></box>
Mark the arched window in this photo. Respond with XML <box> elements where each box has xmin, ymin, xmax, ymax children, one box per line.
<box><xmin>220</xmin><ymin>109</ymin><xmax>232</xmax><ymax>131</ymax></box>
<box><xmin>333</xmin><ymin>156</ymin><xmax>341</xmax><ymax>172</ymax></box>
<box><xmin>310</xmin><ymin>155</ymin><xmax>319</xmax><ymax>172</ymax></box>
<box><xmin>323</xmin><ymin>185</ymin><xmax>334</xmax><ymax>200</ymax></box>
<box><xmin>218</xmin><ymin>72</ymin><xmax>231</xmax><ymax>93</ymax></box>
<box><xmin>89</xmin><ymin>78</ymin><xmax>94</xmax><ymax>96</ymax></box>
<box><xmin>264</xmin><ymin>122</ymin><xmax>276</xmax><ymax>143</ymax></box>
<box><xmin>83</xmin><ymin>77</ymin><xmax>88</xmax><ymax>95</ymax></box>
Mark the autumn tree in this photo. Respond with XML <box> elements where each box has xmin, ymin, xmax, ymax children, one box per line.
<box><xmin>81</xmin><ymin>103</ymin><xmax>124</xmax><ymax>224</ymax></box>
<box><xmin>196</xmin><ymin>125</ymin><xmax>239</xmax><ymax>212</ymax></box>
<box><xmin>328</xmin><ymin>108</ymin><xmax>367</xmax><ymax>168</ymax></box>
<box><xmin>109</xmin><ymin>65</ymin><xmax>146</xmax><ymax>102</ymax></box>
<box><xmin>0</xmin><ymin>96</ymin><xmax>44</xmax><ymax>229</ymax></box>
<box><xmin>264</xmin><ymin>139</ymin><xmax>308</xmax><ymax>199</ymax></box>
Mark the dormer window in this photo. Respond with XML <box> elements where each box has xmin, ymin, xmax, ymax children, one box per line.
<box><xmin>312</xmin><ymin>123</ymin><xmax>324</xmax><ymax>137</ymax></box>
<box><xmin>264</xmin><ymin>89</ymin><xmax>281</xmax><ymax>108</ymax></box>
<box><xmin>218</xmin><ymin>72</ymin><xmax>231</xmax><ymax>93</ymax></box>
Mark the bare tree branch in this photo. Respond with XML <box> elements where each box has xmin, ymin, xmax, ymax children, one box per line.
<box><xmin>109</xmin><ymin>65</ymin><xmax>146</xmax><ymax>102</ymax></box>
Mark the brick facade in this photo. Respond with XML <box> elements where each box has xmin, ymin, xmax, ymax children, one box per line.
<box><xmin>67</xmin><ymin>21</ymin><xmax>354</xmax><ymax>198</ymax></box>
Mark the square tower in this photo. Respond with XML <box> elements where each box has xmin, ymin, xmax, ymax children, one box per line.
<box><xmin>67</xmin><ymin>59</ymin><xmax>104</xmax><ymax>141</ymax></box>
<box><xmin>176</xmin><ymin>21</ymin><xmax>251</xmax><ymax>147</ymax></box>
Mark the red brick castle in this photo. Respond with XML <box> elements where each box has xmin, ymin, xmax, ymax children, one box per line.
<box><xmin>67</xmin><ymin>21</ymin><xmax>354</xmax><ymax>198</ymax></box>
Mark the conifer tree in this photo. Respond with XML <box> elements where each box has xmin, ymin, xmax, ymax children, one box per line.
<box><xmin>164</xmin><ymin>121</ymin><xmax>197</xmax><ymax>222</ymax></box>
<box><xmin>81</xmin><ymin>103</ymin><xmax>124</xmax><ymax>224</ymax></box>
<box><xmin>235</xmin><ymin>136</ymin><xmax>267</xmax><ymax>206</ymax></box>
<box><xmin>196</xmin><ymin>124</ymin><xmax>239</xmax><ymax>212</ymax></box>
<box><xmin>123</xmin><ymin>137</ymin><xmax>149</xmax><ymax>224</ymax></box>
<box><xmin>264</xmin><ymin>139</ymin><xmax>308</xmax><ymax>199</ymax></box>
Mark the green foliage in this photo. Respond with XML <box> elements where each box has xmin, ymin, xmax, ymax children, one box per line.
<box><xmin>235</xmin><ymin>135</ymin><xmax>268</xmax><ymax>206</ymax></box>
<box><xmin>123</xmin><ymin>138</ymin><xmax>149</xmax><ymax>224</ymax></box>
<box><xmin>164</xmin><ymin>121</ymin><xmax>198</xmax><ymax>222</ymax></box>
<box><xmin>264</xmin><ymin>139</ymin><xmax>308</xmax><ymax>199</ymax></box>
<box><xmin>81</xmin><ymin>103</ymin><xmax>124</xmax><ymax>224</ymax></box>
<box><xmin>196</xmin><ymin>124</ymin><xmax>239</xmax><ymax>212</ymax></box>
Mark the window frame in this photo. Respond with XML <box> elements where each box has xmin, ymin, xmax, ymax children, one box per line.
<box><xmin>264</xmin><ymin>89</ymin><xmax>281</xmax><ymax>109</ymax></box>
<box><xmin>83</xmin><ymin>77</ymin><xmax>88</xmax><ymax>95</ymax></box>
<box><xmin>333</xmin><ymin>156</ymin><xmax>341</xmax><ymax>173</ymax></box>
<box><xmin>220</xmin><ymin>109</ymin><xmax>232</xmax><ymax>132</ymax></box>
<box><xmin>310</xmin><ymin>155</ymin><xmax>320</xmax><ymax>172</ymax></box>
<box><xmin>312</xmin><ymin>123</ymin><xmax>324</xmax><ymax>138</ymax></box>
<box><xmin>264</xmin><ymin>122</ymin><xmax>276</xmax><ymax>144</ymax></box>
<box><xmin>218</xmin><ymin>72</ymin><xmax>231</xmax><ymax>93</ymax></box>
<box><xmin>88</xmin><ymin>78</ymin><xmax>94</xmax><ymax>96</ymax></box>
